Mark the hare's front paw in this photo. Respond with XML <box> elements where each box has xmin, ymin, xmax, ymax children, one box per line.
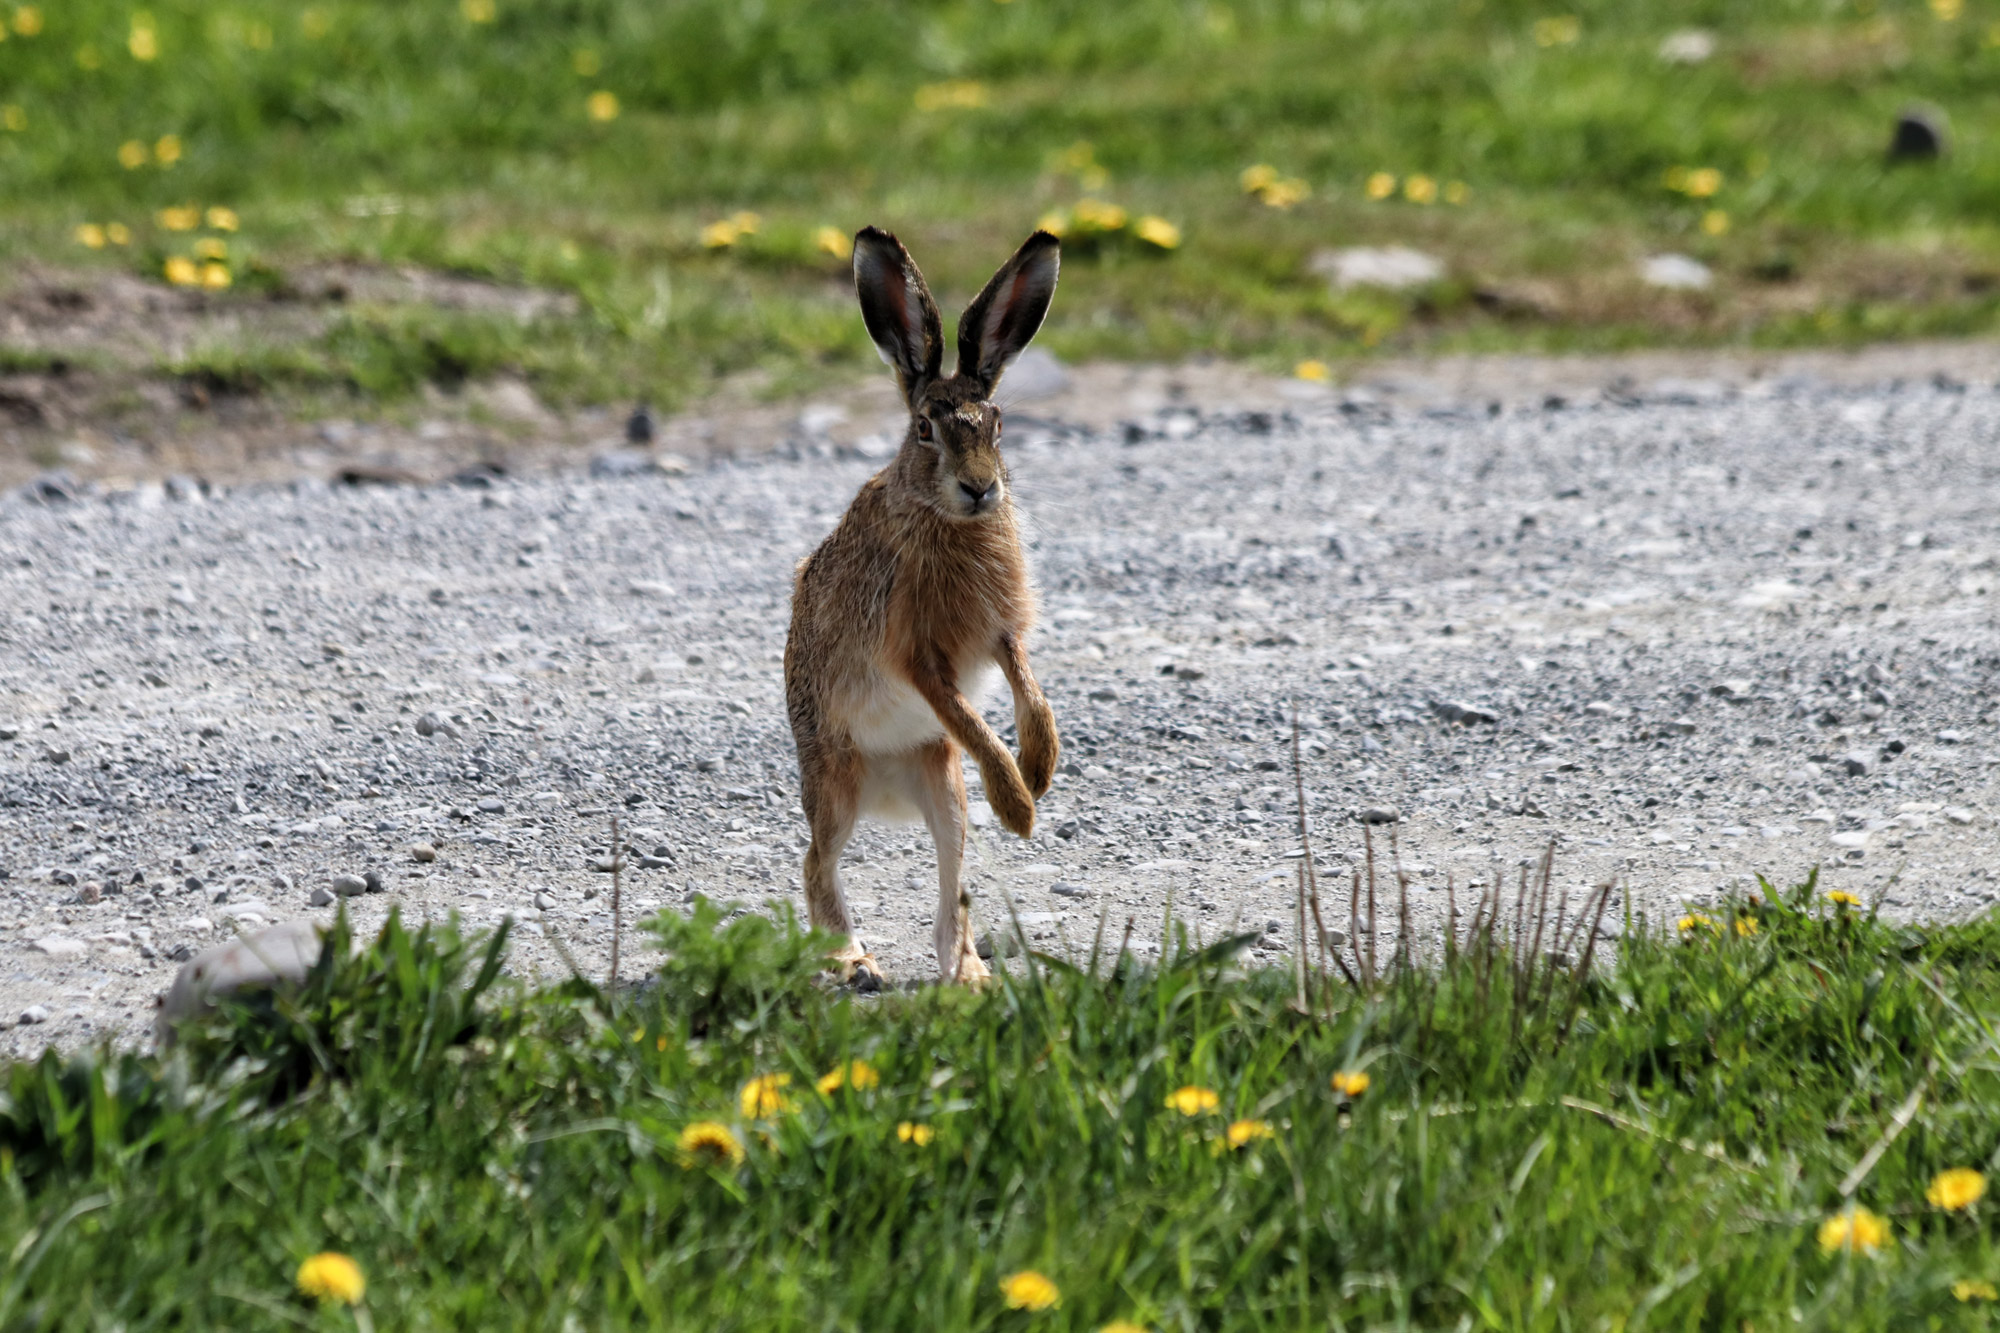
<box><xmin>983</xmin><ymin>763</ymin><xmax>1036</xmax><ymax>838</ymax></box>
<box><xmin>1018</xmin><ymin>740</ymin><xmax>1056</xmax><ymax>801</ymax></box>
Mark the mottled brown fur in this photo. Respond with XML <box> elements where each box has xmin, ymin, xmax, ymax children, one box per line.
<box><xmin>784</xmin><ymin>228</ymin><xmax>1061</xmax><ymax>985</ymax></box>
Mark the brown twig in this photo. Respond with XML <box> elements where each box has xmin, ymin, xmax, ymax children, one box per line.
<box><xmin>608</xmin><ymin>810</ymin><xmax>623</xmax><ymax>989</ymax></box>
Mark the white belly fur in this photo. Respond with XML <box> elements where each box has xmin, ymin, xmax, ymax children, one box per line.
<box><xmin>849</xmin><ymin>659</ymin><xmax>999</xmax><ymax>822</ymax></box>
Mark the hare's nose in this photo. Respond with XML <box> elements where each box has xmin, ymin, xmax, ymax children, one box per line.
<box><xmin>959</xmin><ymin>479</ymin><xmax>997</xmax><ymax>509</ymax></box>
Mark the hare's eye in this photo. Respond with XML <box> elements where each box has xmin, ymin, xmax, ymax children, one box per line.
<box><xmin>915</xmin><ymin>417</ymin><xmax>934</xmax><ymax>442</ymax></box>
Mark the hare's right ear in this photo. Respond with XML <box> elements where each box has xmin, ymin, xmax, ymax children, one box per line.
<box><xmin>853</xmin><ymin>226</ymin><xmax>943</xmax><ymax>405</ymax></box>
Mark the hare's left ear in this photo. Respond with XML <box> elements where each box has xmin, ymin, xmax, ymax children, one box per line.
<box><xmin>955</xmin><ymin>230</ymin><xmax>1060</xmax><ymax>397</ymax></box>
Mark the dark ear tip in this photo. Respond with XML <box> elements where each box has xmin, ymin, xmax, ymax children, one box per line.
<box><xmin>1027</xmin><ymin>229</ymin><xmax>1060</xmax><ymax>252</ymax></box>
<box><xmin>855</xmin><ymin>224</ymin><xmax>898</xmax><ymax>249</ymax></box>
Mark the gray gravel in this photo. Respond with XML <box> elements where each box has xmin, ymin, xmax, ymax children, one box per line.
<box><xmin>4</xmin><ymin>373</ymin><xmax>1999</xmax><ymax>1053</ymax></box>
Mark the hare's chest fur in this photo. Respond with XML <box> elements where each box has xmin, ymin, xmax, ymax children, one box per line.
<box><xmin>849</xmin><ymin>652</ymin><xmax>998</xmax><ymax>755</ymax></box>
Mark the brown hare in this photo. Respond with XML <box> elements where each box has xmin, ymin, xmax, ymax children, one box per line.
<box><xmin>784</xmin><ymin>226</ymin><xmax>1062</xmax><ymax>987</ymax></box>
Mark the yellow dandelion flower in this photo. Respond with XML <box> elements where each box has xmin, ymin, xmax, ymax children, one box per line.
<box><xmin>295</xmin><ymin>1252</ymin><xmax>366</xmax><ymax>1306</ymax></box>
<box><xmin>128</xmin><ymin>19</ymin><xmax>157</xmax><ymax>62</ymax></box>
<box><xmin>1331</xmin><ymin>1070</ymin><xmax>1371</xmax><ymax>1097</ymax></box>
<box><xmin>0</xmin><ymin>105</ymin><xmax>21</xmax><ymax>131</ymax></box>
<box><xmin>1365</xmin><ymin>172</ymin><xmax>1397</xmax><ymax>201</ymax></box>
<box><xmin>200</xmin><ymin>262</ymin><xmax>231</xmax><ymax>290</ymax></box>
<box><xmin>75</xmin><ymin>224</ymin><xmax>106</xmax><ymax>250</ymax></box>
<box><xmin>194</xmin><ymin>237</ymin><xmax>226</xmax><ymax>260</ymax></box>
<box><xmin>701</xmin><ymin>220</ymin><xmax>739</xmax><ymax>248</ymax></box>
<box><xmin>1929</xmin><ymin>1168</ymin><xmax>1986</xmax><ymax>1211</ymax></box>
<box><xmin>1532</xmin><ymin>15</ymin><xmax>1581</xmax><ymax>47</ymax></box>
<box><xmin>896</xmin><ymin>1121</ymin><xmax>935</xmax><ymax>1145</ymax></box>
<box><xmin>1073</xmin><ymin>198</ymin><xmax>1128</xmax><ymax>232</ymax></box>
<box><xmin>1817</xmin><ymin>1206</ymin><xmax>1889</xmax><ymax>1256</ymax></box>
<box><xmin>587</xmin><ymin>90</ymin><xmax>619</xmax><ymax>122</ymax></box>
<box><xmin>1099</xmin><ymin>1324</ymin><xmax>1150</xmax><ymax>1333</ymax></box>
<box><xmin>11</xmin><ymin>6</ymin><xmax>39</xmax><ymax>37</ymax></box>
<box><xmin>1240</xmin><ymin>163</ymin><xmax>1280</xmax><ymax>195</ymax></box>
<box><xmin>1000</xmin><ymin>1270</ymin><xmax>1061</xmax><ymax>1311</ymax></box>
<box><xmin>1828</xmin><ymin>891</ymin><xmax>1862</xmax><ymax>907</ymax></box>
<box><xmin>163</xmin><ymin>256</ymin><xmax>199</xmax><ymax>286</ymax></box>
<box><xmin>158</xmin><ymin>206</ymin><xmax>198</xmax><ymax>231</ymax></box>
<box><xmin>1134</xmin><ymin>216</ymin><xmax>1181</xmax><ymax>250</ymax></box>
<box><xmin>106</xmin><ymin>223</ymin><xmax>130</xmax><ymax>246</ymax></box>
<box><xmin>914</xmin><ymin>80</ymin><xmax>988</xmax><ymax>112</ymax></box>
<box><xmin>1258</xmin><ymin>177</ymin><xmax>1310</xmax><ymax>208</ymax></box>
<box><xmin>1956</xmin><ymin>1279</ymin><xmax>1998</xmax><ymax>1302</ymax></box>
<box><xmin>1445</xmin><ymin>180</ymin><xmax>1469</xmax><ymax>205</ymax></box>
<box><xmin>1701</xmin><ymin>209</ymin><xmax>1730</xmax><ymax>236</ymax></box>
<box><xmin>1224</xmin><ymin>1118</ymin><xmax>1274</xmax><ymax>1149</ymax></box>
<box><xmin>1933</xmin><ymin>0</ymin><xmax>1965</xmax><ymax>20</ymax></box>
<box><xmin>573</xmin><ymin>48</ymin><xmax>600</xmax><ymax>76</ymax></box>
<box><xmin>117</xmin><ymin>140</ymin><xmax>149</xmax><ymax>170</ymax></box>
<box><xmin>154</xmin><ymin>135</ymin><xmax>181</xmax><ymax>167</ymax></box>
<box><xmin>1734</xmin><ymin>916</ymin><xmax>1759</xmax><ymax>937</ymax></box>
<box><xmin>813</xmin><ymin>226</ymin><xmax>851</xmax><ymax>259</ymax></box>
<box><xmin>816</xmin><ymin>1059</ymin><xmax>880</xmax><ymax>1095</ymax></box>
<box><xmin>1684</xmin><ymin>167</ymin><xmax>1723</xmax><ymax>198</ymax></box>
<box><xmin>462</xmin><ymin>0</ymin><xmax>495</xmax><ymax>22</ymax></box>
<box><xmin>1036</xmin><ymin>210</ymin><xmax>1069</xmax><ymax>239</ymax></box>
<box><xmin>205</xmin><ymin>206</ymin><xmax>238</xmax><ymax>232</ymax></box>
<box><xmin>1678</xmin><ymin>913</ymin><xmax>1720</xmax><ymax>935</ymax></box>
<box><xmin>677</xmin><ymin>1120</ymin><xmax>746</xmax><ymax>1169</ymax></box>
<box><xmin>1294</xmin><ymin>359</ymin><xmax>1330</xmax><ymax>383</ymax></box>
<box><xmin>1404</xmin><ymin>174</ymin><xmax>1438</xmax><ymax>205</ymax></box>
<box><xmin>1164</xmin><ymin>1085</ymin><xmax>1220</xmax><ymax>1116</ymax></box>
<box><xmin>739</xmin><ymin>1072</ymin><xmax>796</xmax><ymax>1118</ymax></box>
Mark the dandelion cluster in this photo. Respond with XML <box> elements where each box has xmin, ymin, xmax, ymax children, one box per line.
<box><xmin>1364</xmin><ymin>171</ymin><xmax>1467</xmax><ymax>206</ymax></box>
<box><xmin>1163</xmin><ymin>1085</ymin><xmax>1219</xmax><ymax>1116</ymax></box>
<box><xmin>895</xmin><ymin>1121</ymin><xmax>934</xmax><ymax>1145</ymax></box>
<box><xmin>1294</xmin><ymin>359</ymin><xmax>1330</xmax><ymax>383</ymax></box>
<box><xmin>1956</xmin><ymin>1279</ymin><xmax>1998</xmax><ymax>1303</ymax></box>
<box><xmin>1331</xmin><ymin>1070</ymin><xmax>1370</xmax><ymax>1097</ymax></box>
<box><xmin>1224</xmin><ymin>1118</ymin><xmax>1274</xmax><ymax>1149</ymax></box>
<box><xmin>677</xmin><ymin>1121</ymin><xmax>746</xmax><ymax>1169</ymax></box>
<box><xmin>1816</xmin><ymin>1205</ymin><xmax>1888</xmax><ymax>1256</ymax></box>
<box><xmin>1240</xmin><ymin>164</ymin><xmax>1309</xmax><ymax>208</ymax></box>
<box><xmin>738</xmin><ymin>1070</ymin><xmax>795</xmax><ymax>1116</ymax></box>
<box><xmin>701</xmin><ymin>211</ymin><xmax>762</xmax><ymax>249</ymax></box>
<box><xmin>1034</xmin><ymin>201</ymin><xmax>1179</xmax><ymax>254</ymax></box>
<box><xmin>295</xmin><ymin>1252</ymin><xmax>366</xmax><ymax>1306</ymax></box>
<box><xmin>999</xmin><ymin>1270</ymin><xmax>1061</xmax><ymax>1311</ymax></box>
<box><xmin>816</xmin><ymin>1059</ymin><xmax>880</xmax><ymax>1095</ymax></box>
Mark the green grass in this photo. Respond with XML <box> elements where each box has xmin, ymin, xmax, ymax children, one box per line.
<box><xmin>6</xmin><ymin>878</ymin><xmax>2000</xmax><ymax>1327</ymax></box>
<box><xmin>9</xmin><ymin>0</ymin><xmax>2000</xmax><ymax>414</ymax></box>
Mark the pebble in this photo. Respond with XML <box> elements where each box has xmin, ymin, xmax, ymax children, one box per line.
<box><xmin>1358</xmin><ymin>806</ymin><xmax>1401</xmax><ymax>825</ymax></box>
<box><xmin>534</xmin><ymin>891</ymin><xmax>556</xmax><ymax>911</ymax></box>
<box><xmin>331</xmin><ymin>873</ymin><xmax>368</xmax><ymax>897</ymax></box>
<box><xmin>19</xmin><ymin>1004</ymin><xmax>49</xmax><ymax>1025</ymax></box>
<box><xmin>32</xmin><ymin>936</ymin><xmax>86</xmax><ymax>957</ymax></box>
<box><xmin>364</xmin><ymin>870</ymin><xmax>385</xmax><ymax>893</ymax></box>
<box><xmin>309</xmin><ymin>886</ymin><xmax>336</xmax><ymax>907</ymax></box>
<box><xmin>1050</xmin><ymin>882</ymin><xmax>1091</xmax><ymax>898</ymax></box>
<box><xmin>1841</xmin><ymin>752</ymin><xmax>1873</xmax><ymax>778</ymax></box>
<box><xmin>1088</xmin><ymin>686</ymin><xmax>1119</xmax><ymax>702</ymax></box>
<box><xmin>410</xmin><ymin>843</ymin><xmax>438</xmax><ymax>863</ymax></box>
<box><xmin>477</xmin><ymin>797</ymin><xmax>506</xmax><ymax>814</ymax></box>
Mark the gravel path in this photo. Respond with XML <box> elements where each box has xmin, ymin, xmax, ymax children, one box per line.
<box><xmin>5</xmin><ymin>372</ymin><xmax>1999</xmax><ymax>1052</ymax></box>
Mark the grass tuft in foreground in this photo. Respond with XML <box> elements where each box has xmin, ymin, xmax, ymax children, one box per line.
<box><xmin>3</xmin><ymin>876</ymin><xmax>2000</xmax><ymax>1327</ymax></box>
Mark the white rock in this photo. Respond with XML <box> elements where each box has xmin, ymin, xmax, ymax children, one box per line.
<box><xmin>155</xmin><ymin>919</ymin><xmax>324</xmax><ymax>1047</ymax></box>
<box><xmin>1311</xmin><ymin>246</ymin><xmax>1445</xmax><ymax>292</ymax></box>
<box><xmin>1657</xmin><ymin>29</ymin><xmax>1716</xmax><ymax>64</ymax></box>
<box><xmin>1640</xmin><ymin>254</ymin><xmax>1713</xmax><ymax>291</ymax></box>
<box><xmin>31</xmin><ymin>936</ymin><xmax>86</xmax><ymax>958</ymax></box>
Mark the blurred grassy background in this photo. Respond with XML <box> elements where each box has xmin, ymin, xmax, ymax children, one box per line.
<box><xmin>12</xmin><ymin>0</ymin><xmax>2000</xmax><ymax>413</ymax></box>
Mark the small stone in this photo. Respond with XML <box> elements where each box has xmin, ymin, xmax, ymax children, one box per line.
<box><xmin>309</xmin><ymin>886</ymin><xmax>336</xmax><ymax>907</ymax></box>
<box><xmin>1841</xmin><ymin>752</ymin><xmax>1872</xmax><ymax>778</ymax></box>
<box><xmin>476</xmin><ymin>797</ymin><xmax>505</xmax><ymax>814</ymax></box>
<box><xmin>975</xmin><ymin>929</ymin><xmax>1024</xmax><ymax>960</ymax></box>
<box><xmin>32</xmin><ymin>936</ymin><xmax>86</xmax><ymax>957</ymax></box>
<box><xmin>415</xmin><ymin>711</ymin><xmax>457</xmax><ymax>739</ymax></box>
<box><xmin>1088</xmin><ymin>686</ymin><xmax>1120</xmax><ymax>702</ymax></box>
<box><xmin>363</xmin><ymin>870</ymin><xmax>385</xmax><ymax>893</ymax></box>
<box><xmin>42</xmin><ymin>748</ymin><xmax>71</xmax><ymax>765</ymax></box>
<box><xmin>76</xmin><ymin>881</ymin><xmax>102</xmax><ymax>905</ymax></box>
<box><xmin>18</xmin><ymin>1004</ymin><xmax>49</xmax><ymax>1026</ymax></box>
<box><xmin>167</xmin><ymin>942</ymin><xmax>196</xmax><ymax>962</ymax></box>
<box><xmin>1937</xmin><ymin>729</ymin><xmax>1965</xmax><ymax>745</ymax></box>
<box><xmin>1174</xmin><ymin>665</ymin><xmax>1206</xmax><ymax>682</ymax></box>
<box><xmin>1668</xmin><ymin>718</ymin><xmax>1698</xmax><ymax>736</ymax></box>
<box><xmin>637</xmin><ymin>855</ymin><xmax>673</xmax><ymax>870</ymax></box>
<box><xmin>1431</xmin><ymin>700</ymin><xmax>1498</xmax><ymax>725</ymax></box>
<box><xmin>1358</xmin><ymin>805</ymin><xmax>1401</xmax><ymax>825</ymax></box>
<box><xmin>410</xmin><ymin>843</ymin><xmax>438</xmax><ymax>863</ymax></box>
<box><xmin>1050</xmin><ymin>882</ymin><xmax>1091</xmax><ymax>898</ymax></box>
<box><xmin>1640</xmin><ymin>254</ymin><xmax>1712</xmax><ymax>291</ymax></box>
<box><xmin>331</xmin><ymin>873</ymin><xmax>368</xmax><ymax>897</ymax></box>
<box><xmin>155</xmin><ymin>920</ymin><xmax>325</xmax><ymax>1047</ymax></box>
<box><xmin>51</xmin><ymin>868</ymin><xmax>77</xmax><ymax>886</ymax></box>
<box><xmin>1947</xmin><ymin>807</ymin><xmax>1977</xmax><ymax>826</ymax></box>
<box><xmin>1322</xmin><ymin>928</ymin><xmax>1348</xmax><ymax>949</ymax></box>
<box><xmin>589</xmin><ymin>856</ymin><xmax>626</xmax><ymax>873</ymax></box>
<box><xmin>534</xmin><ymin>891</ymin><xmax>556</xmax><ymax>911</ymax></box>
<box><xmin>1168</xmin><ymin>724</ymin><xmax>1207</xmax><ymax>741</ymax></box>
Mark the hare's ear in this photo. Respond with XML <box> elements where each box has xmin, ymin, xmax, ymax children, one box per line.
<box><xmin>956</xmin><ymin>230</ymin><xmax>1060</xmax><ymax>396</ymax></box>
<box><xmin>853</xmin><ymin>226</ymin><xmax>943</xmax><ymax>404</ymax></box>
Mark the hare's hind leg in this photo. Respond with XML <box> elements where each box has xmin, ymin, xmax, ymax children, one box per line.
<box><xmin>799</xmin><ymin>740</ymin><xmax>882</xmax><ymax>988</ymax></box>
<box><xmin>912</xmin><ymin>738</ymin><xmax>989</xmax><ymax>986</ymax></box>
